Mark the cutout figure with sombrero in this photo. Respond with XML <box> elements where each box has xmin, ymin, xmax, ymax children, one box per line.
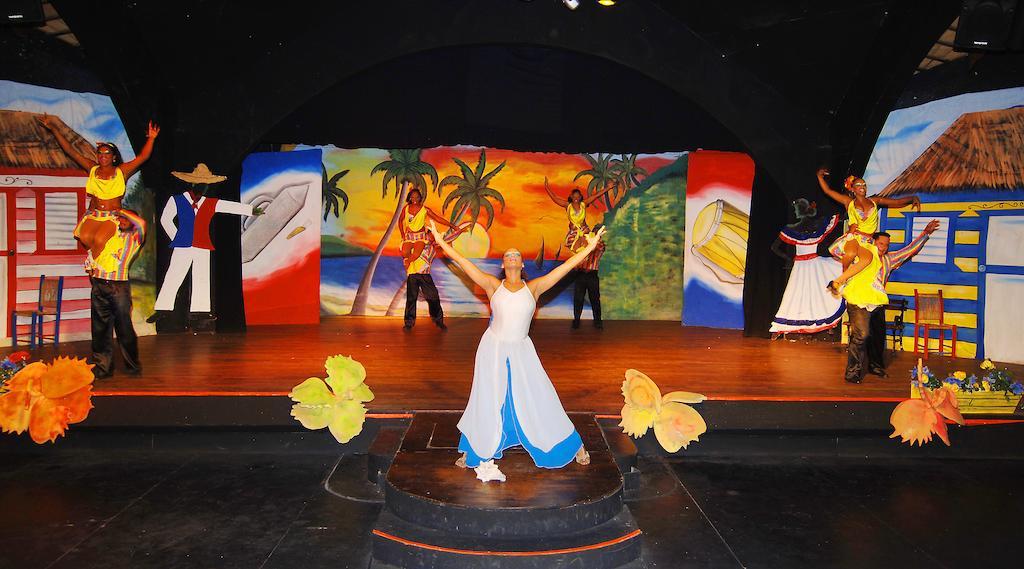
<box><xmin>148</xmin><ymin>163</ymin><xmax>263</xmax><ymax>325</ymax></box>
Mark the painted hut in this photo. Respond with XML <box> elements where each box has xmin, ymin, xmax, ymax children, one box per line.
<box><xmin>876</xmin><ymin>106</ymin><xmax>1024</xmax><ymax>363</ymax></box>
<box><xmin>0</xmin><ymin>110</ymin><xmax>95</xmax><ymax>345</ymax></box>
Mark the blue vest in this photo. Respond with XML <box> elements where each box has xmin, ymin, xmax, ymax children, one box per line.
<box><xmin>169</xmin><ymin>194</ymin><xmax>196</xmax><ymax>248</ymax></box>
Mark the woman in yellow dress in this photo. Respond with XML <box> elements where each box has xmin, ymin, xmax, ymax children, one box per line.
<box><xmin>816</xmin><ymin>167</ymin><xmax>920</xmax><ymax>292</ymax></box>
<box><xmin>37</xmin><ymin>114</ymin><xmax>159</xmax><ymax>261</ymax></box>
<box><xmin>544</xmin><ymin>178</ymin><xmax>613</xmax><ymax>254</ymax></box>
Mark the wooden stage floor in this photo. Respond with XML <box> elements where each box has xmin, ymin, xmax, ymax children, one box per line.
<box><xmin>39</xmin><ymin>317</ymin><xmax>1016</xmax><ymax>413</ymax></box>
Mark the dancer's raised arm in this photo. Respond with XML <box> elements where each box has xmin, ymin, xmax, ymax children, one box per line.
<box><xmin>583</xmin><ymin>185</ymin><xmax>613</xmax><ymax>206</ymax></box>
<box><xmin>816</xmin><ymin>168</ymin><xmax>852</xmax><ymax>207</ymax></box>
<box><xmin>427</xmin><ymin>221</ymin><xmax>501</xmax><ymax>296</ymax></box>
<box><xmin>528</xmin><ymin>227</ymin><xmax>606</xmax><ymax>299</ymax></box>
<box><xmin>36</xmin><ymin>114</ymin><xmax>94</xmax><ymax>171</ymax></box>
<box><xmin>874</xmin><ymin>194</ymin><xmax>922</xmax><ymax>212</ymax></box>
<box><xmin>544</xmin><ymin>178</ymin><xmax>569</xmax><ymax>207</ymax></box>
<box><xmin>119</xmin><ymin>121</ymin><xmax>160</xmax><ymax>179</ymax></box>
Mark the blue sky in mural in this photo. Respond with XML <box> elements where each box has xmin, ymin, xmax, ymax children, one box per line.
<box><xmin>0</xmin><ymin>79</ymin><xmax>134</xmax><ymax>160</ymax></box>
<box><xmin>864</xmin><ymin>86</ymin><xmax>1024</xmax><ymax>192</ymax></box>
<box><xmin>241</xmin><ymin>148</ymin><xmax>322</xmax><ymax>188</ymax></box>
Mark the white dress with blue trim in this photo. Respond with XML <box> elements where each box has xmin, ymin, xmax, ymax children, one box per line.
<box><xmin>458</xmin><ymin>282</ymin><xmax>582</xmax><ymax>469</ymax></box>
<box><xmin>770</xmin><ymin>215</ymin><xmax>847</xmax><ymax>334</ymax></box>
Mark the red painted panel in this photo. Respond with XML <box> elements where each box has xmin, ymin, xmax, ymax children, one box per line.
<box><xmin>16</xmin><ymin>254</ymin><xmax>87</xmax><ymax>265</ymax></box>
<box><xmin>244</xmin><ymin>248</ymin><xmax>321</xmax><ymax>325</ymax></box>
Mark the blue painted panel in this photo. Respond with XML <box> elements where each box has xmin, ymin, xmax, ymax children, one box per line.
<box><xmin>889</xmin><ymin>268</ymin><xmax>979</xmax><ymax>286</ymax></box>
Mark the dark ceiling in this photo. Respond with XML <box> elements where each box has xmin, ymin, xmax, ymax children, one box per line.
<box><xmin>47</xmin><ymin>0</ymin><xmax>960</xmax><ymax>198</ymax></box>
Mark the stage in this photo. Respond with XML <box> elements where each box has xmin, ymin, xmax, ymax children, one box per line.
<box><xmin>31</xmin><ymin>317</ymin><xmax>1024</xmax><ymax>430</ymax></box>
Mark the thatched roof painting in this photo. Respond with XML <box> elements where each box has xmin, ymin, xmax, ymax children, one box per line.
<box><xmin>877</xmin><ymin>107</ymin><xmax>1024</xmax><ymax>197</ymax></box>
<box><xmin>0</xmin><ymin>110</ymin><xmax>97</xmax><ymax>170</ymax></box>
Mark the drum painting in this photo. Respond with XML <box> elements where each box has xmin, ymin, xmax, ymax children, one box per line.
<box><xmin>690</xmin><ymin>199</ymin><xmax>748</xmax><ymax>285</ymax></box>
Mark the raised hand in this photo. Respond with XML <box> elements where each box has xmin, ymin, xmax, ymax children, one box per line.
<box><xmin>911</xmin><ymin>196</ymin><xmax>922</xmax><ymax>212</ymax></box>
<box><xmin>584</xmin><ymin>226</ymin><xmax>607</xmax><ymax>249</ymax></box>
<box><xmin>923</xmin><ymin>219</ymin><xmax>940</xmax><ymax>234</ymax></box>
<box><xmin>146</xmin><ymin>121</ymin><xmax>161</xmax><ymax>139</ymax></box>
<box><xmin>427</xmin><ymin>220</ymin><xmax>445</xmax><ymax>242</ymax></box>
<box><xmin>817</xmin><ymin>167</ymin><xmax>830</xmax><ymax>178</ymax></box>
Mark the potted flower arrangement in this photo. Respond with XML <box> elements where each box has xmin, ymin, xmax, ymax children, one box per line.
<box><xmin>910</xmin><ymin>359</ymin><xmax>1024</xmax><ymax>416</ymax></box>
<box><xmin>0</xmin><ymin>351</ymin><xmax>31</xmax><ymax>394</ymax></box>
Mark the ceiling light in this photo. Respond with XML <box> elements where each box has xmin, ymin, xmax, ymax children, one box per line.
<box><xmin>563</xmin><ymin>0</ymin><xmax>579</xmax><ymax>9</ymax></box>
<box><xmin>598</xmin><ymin>0</ymin><xmax>617</xmax><ymax>5</ymax></box>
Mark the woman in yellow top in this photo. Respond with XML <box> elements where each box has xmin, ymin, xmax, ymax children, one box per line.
<box><xmin>816</xmin><ymin>167</ymin><xmax>920</xmax><ymax>273</ymax></box>
<box><xmin>37</xmin><ymin>114</ymin><xmax>159</xmax><ymax>260</ymax></box>
<box><xmin>544</xmin><ymin>178</ymin><xmax>613</xmax><ymax>254</ymax></box>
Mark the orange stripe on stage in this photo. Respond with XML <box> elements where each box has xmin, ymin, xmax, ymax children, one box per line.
<box><xmin>706</xmin><ymin>395</ymin><xmax>906</xmax><ymax>403</ymax></box>
<box><xmin>371</xmin><ymin>528</ymin><xmax>642</xmax><ymax>557</ymax></box>
<box><xmin>598</xmin><ymin>413</ymin><xmax>1024</xmax><ymax>426</ymax></box>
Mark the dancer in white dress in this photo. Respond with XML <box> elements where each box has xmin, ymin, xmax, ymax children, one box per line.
<box><xmin>770</xmin><ymin>203</ymin><xmax>846</xmax><ymax>335</ymax></box>
<box><xmin>427</xmin><ymin>221</ymin><xmax>605</xmax><ymax>480</ymax></box>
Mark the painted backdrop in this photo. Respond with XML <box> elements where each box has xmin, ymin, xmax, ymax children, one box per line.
<box><xmin>240</xmin><ymin>149</ymin><xmax>322</xmax><ymax>325</ymax></box>
<box><xmin>299</xmin><ymin>145</ymin><xmax>688</xmax><ymax>320</ymax></box>
<box><xmin>682</xmin><ymin>151</ymin><xmax>755</xmax><ymax>330</ymax></box>
<box><xmin>864</xmin><ymin>87</ymin><xmax>1024</xmax><ymax>363</ymax></box>
<box><xmin>0</xmin><ymin>80</ymin><xmax>156</xmax><ymax>344</ymax></box>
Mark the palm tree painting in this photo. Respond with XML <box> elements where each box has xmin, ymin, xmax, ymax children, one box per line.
<box><xmin>381</xmin><ymin>149</ymin><xmax>507</xmax><ymax>316</ymax></box>
<box><xmin>441</xmin><ymin>149</ymin><xmax>507</xmax><ymax>232</ymax></box>
<box><xmin>574</xmin><ymin>153</ymin><xmax>620</xmax><ymax>210</ymax></box>
<box><xmin>613</xmin><ymin>153</ymin><xmax>648</xmax><ymax>203</ymax></box>
<box><xmin>349</xmin><ymin>149</ymin><xmax>438</xmax><ymax>315</ymax></box>
<box><xmin>322</xmin><ymin>167</ymin><xmax>350</xmax><ymax>221</ymax></box>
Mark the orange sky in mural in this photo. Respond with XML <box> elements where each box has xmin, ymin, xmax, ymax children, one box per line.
<box><xmin>324</xmin><ymin>146</ymin><xmax>677</xmax><ymax>259</ymax></box>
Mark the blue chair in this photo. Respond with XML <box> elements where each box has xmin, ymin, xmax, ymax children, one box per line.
<box><xmin>10</xmin><ymin>275</ymin><xmax>64</xmax><ymax>348</ymax></box>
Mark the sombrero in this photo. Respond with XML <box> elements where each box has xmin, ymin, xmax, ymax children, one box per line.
<box><xmin>171</xmin><ymin>163</ymin><xmax>227</xmax><ymax>184</ymax></box>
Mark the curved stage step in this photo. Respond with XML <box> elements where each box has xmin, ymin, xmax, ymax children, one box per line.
<box><xmin>371</xmin><ymin>509</ymin><xmax>642</xmax><ymax>569</ymax></box>
<box><xmin>371</xmin><ymin>412</ymin><xmax>646</xmax><ymax>568</ymax></box>
<box><xmin>384</xmin><ymin>413</ymin><xmax>625</xmax><ymax>537</ymax></box>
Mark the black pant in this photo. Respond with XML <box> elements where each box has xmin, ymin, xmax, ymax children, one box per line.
<box><xmin>845</xmin><ymin>304</ymin><xmax>872</xmax><ymax>382</ymax></box>
<box><xmin>90</xmin><ymin>277</ymin><xmax>140</xmax><ymax>376</ymax></box>
<box><xmin>573</xmin><ymin>270</ymin><xmax>601</xmax><ymax>323</ymax></box>
<box><xmin>404</xmin><ymin>274</ymin><xmax>443</xmax><ymax>326</ymax></box>
<box><xmin>867</xmin><ymin>307</ymin><xmax>887</xmax><ymax>371</ymax></box>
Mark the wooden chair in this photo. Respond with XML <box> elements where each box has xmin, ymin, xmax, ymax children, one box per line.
<box><xmin>10</xmin><ymin>275</ymin><xmax>65</xmax><ymax>348</ymax></box>
<box><xmin>913</xmin><ymin>289</ymin><xmax>957</xmax><ymax>360</ymax></box>
<box><xmin>884</xmin><ymin>298</ymin><xmax>908</xmax><ymax>353</ymax></box>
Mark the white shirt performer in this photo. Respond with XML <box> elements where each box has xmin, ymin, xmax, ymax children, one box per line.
<box><xmin>427</xmin><ymin>220</ymin><xmax>605</xmax><ymax>482</ymax></box>
<box><xmin>150</xmin><ymin>164</ymin><xmax>261</xmax><ymax>320</ymax></box>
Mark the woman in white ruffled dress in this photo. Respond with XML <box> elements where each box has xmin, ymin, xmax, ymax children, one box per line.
<box><xmin>427</xmin><ymin>221</ymin><xmax>605</xmax><ymax>481</ymax></box>
<box><xmin>770</xmin><ymin>199</ymin><xmax>846</xmax><ymax>335</ymax></box>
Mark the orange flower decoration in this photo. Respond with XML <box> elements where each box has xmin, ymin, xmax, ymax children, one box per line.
<box><xmin>890</xmin><ymin>360</ymin><xmax>965</xmax><ymax>447</ymax></box>
<box><xmin>0</xmin><ymin>357</ymin><xmax>95</xmax><ymax>444</ymax></box>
